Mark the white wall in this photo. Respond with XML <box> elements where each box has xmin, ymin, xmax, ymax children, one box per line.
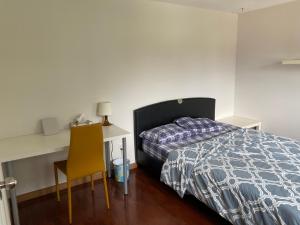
<box><xmin>0</xmin><ymin>0</ymin><xmax>238</xmax><ymax>195</ymax></box>
<box><xmin>235</xmin><ymin>1</ymin><xmax>300</xmax><ymax>140</ymax></box>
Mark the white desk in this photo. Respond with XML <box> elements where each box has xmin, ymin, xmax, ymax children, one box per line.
<box><xmin>218</xmin><ymin>116</ymin><xmax>262</xmax><ymax>130</ymax></box>
<box><xmin>0</xmin><ymin>125</ymin><xmax>130</xmax><ymax>225</ymax></box>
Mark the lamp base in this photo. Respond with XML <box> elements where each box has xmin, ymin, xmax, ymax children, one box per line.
<box><xmin>102</xmin><ymin>116</ymin><xmax>112</xmax><ymax>126</ymax></box>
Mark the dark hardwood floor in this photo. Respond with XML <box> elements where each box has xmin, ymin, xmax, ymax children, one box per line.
<box><xmin>19</xmin><ymin>169</ymin><xmax>231</xmax><ymax>225</ymax></box>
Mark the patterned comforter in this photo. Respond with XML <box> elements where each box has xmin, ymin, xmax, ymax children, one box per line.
<box><xmin>161</xmin><ymin>128</ymin><xmax>300</xmax><ymax>225</ymax></box>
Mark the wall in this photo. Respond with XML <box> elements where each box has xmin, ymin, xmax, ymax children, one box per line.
<box><xmin>0</xmin><ymin>0</ymin><xmax>238</xmax><ymax>195</ymax></box>
<box><xmin>235</xmin><ymin>0</ymin><xmax>300</xmax><ymax>139</ymax></box>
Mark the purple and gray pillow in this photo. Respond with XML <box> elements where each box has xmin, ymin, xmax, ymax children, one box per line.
<box><xmin>174</xmin><ymin>117</ymin><xmax>224</xmax><ymax>134</ymax></box>
<box><xmin>139</xmin><ymin>123</ymin><xmax>193</xmax><ymax>144</ymax></box>
<box><xmin>140</xmin><ymin>117</ymin><xmax>224</xmax><ymax>145</ymax></box>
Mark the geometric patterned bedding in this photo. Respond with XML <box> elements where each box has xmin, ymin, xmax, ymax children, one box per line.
<box><xmin>161</xmin><ymin>128</ymin><xmax>300</xmax><ymax>225</ymax></box>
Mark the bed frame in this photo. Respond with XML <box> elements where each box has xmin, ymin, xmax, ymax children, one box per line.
<box><xmin>133</xmin><ymin>97</ymin><xmax>216</xmax><ymax>177</ymax></box>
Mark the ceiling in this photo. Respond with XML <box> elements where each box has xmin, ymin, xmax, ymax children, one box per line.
<box><xmin>154</xmin><ymin>0</ymin><xmax>296</xmax><ymax>13</ymax></box>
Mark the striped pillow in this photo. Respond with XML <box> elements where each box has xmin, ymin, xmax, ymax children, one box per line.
<box><xmin>139</xmin><ymin>123</ymin><xmax>193</xmax><ymax>144</ymax></box>
<box><xmin>175</xmin><ymin>117</ymin><xmax>224</xmax><ymax>134</ymax></box>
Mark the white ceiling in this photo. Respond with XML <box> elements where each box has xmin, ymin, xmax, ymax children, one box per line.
<box><xmin>154</xmin><ymin>0</ymin><xmax>296</xmax><ymax>13</ymax></box>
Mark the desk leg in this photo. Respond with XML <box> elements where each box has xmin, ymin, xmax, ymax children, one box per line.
<box><xmin>105</xmin><ymin>142</ymin><xmax>112</xmax><ymax>178</ymax></box>
<box><xmin>122</xmin><ymin>137</ymin><xmax>128</xmax><ymax>195</ymax></box>
<box><xmin>6</xmin><ymin>162</ymin><xmax>20</xmax><ymax>225</ymax></box>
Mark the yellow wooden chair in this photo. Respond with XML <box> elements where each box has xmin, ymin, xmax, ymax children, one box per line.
<box><xmin>53</xmin><ymin>123</ymin><xmax>110</xmax><ymax>224</ymax></box>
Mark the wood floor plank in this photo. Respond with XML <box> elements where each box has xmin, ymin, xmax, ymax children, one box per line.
<box><xmin>18</xmin><ymin>169</ymin><xmax>232</xmax><ymax>225</ymax></box>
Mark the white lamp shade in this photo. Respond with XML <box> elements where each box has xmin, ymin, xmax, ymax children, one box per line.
<box><xmin>97</xmin><ymin>102</ymin><xmax>112</xmax><ymax>116</ymax></box>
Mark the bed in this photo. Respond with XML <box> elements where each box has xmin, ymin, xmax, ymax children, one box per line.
<box><xmin>134</xmin><ymin>98</ymin><xmax>300</xmax><ymax>225</ymax></box>
<box><xmin>134</xmin><ymin>98</ymin><xmax>216</xmax><ymax>177</ymax></box>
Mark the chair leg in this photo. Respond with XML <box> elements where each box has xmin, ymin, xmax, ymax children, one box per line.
<box><xmin>54</xmin><ymin>164</ymin><xmax>60</xmax><ymax>201</ymax></box>
<box><xmin>103</xmin><ymin>172</ymin><xmax>110</xmax><ymax>209</ymax></box>
<box><xmin>67</xmin><ymin>179</ymin><xmax>72</xmax><ymax>224</ymax></box>
<box><xmin>90</xmin><ymin>174</ymin><xmax>94</xmax><ymax>192</ymax></box>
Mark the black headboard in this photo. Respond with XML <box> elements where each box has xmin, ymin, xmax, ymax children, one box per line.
<box><xmin>134</xmin><ymin>98</ymin><xmax>215</xmax><ymax>156</ymax></box>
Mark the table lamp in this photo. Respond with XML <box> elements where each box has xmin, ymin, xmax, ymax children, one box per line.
<box><xmin>97</xmin><ymin>102</ymin><xmax>112</xmax><ymax>126</ymax></box>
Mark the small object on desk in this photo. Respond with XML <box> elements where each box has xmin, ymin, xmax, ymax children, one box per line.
<box><xmin>41</xmin><ymin>117</ymin><xmax>59</xmax><ymax>135</ymax></box>
<box><xmin>97</xmin><ymin>101</ymin><xmax>112</xmax><ymax>126</ymax></box>
<box><xmin>70</xmin><ymin>114</ymin><xmax>92</xmax><ymax>127</ymax></box>
<box><xmin>70</xmin><ymin>120</ymin><xmax>92</xmax><ymax>127</ymax></box>
<box><xmin>217</xmin><ymin>116</ymin><xmax>262</xmax><ymax>130</ymax></box>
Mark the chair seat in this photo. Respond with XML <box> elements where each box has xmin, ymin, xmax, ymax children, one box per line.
<box><xmin>54</xmin><ymin>160</ymin><xmax>67</xmax><ymax>174</ymax></box>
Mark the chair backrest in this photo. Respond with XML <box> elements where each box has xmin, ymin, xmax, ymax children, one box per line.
<box><xmin>67</xmin><ymin>123</ymin><xmax>105</xmax><ymax>180</ymax></box>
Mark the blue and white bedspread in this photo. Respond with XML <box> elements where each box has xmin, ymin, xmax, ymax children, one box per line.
<box><xmin>161</xmin><ymin>128</ymin><xmax>300</xmax><ymax>225</ymax></box>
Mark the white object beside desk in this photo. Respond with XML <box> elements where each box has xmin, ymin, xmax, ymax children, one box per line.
<box><xmin>0</xmin><ymin>125</ymin><xmax>130</xmax><ymax>225</ymax></box>
<box><xmin>218</xmin><ymin>116</ymin><xmax>262</xmax><ymax>130</ymax></box>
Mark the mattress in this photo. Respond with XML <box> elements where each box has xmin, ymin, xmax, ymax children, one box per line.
<box><xmin>142</xmin><ymin>122</ymin><xmax>237</xmax><ymax>161</ymax></box>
